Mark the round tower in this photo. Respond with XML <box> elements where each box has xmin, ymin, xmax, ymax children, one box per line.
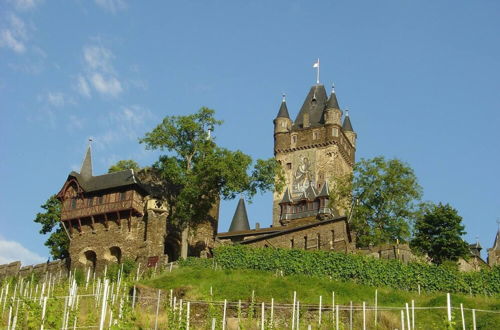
<box><xmin>273</xmin><ymin>95</ymin><xmax>292</xmax><ymax>151</ymax></box>
<box><xmin>342</xmin><ymin>110</ymin><xmax>357</xmax><ymax>148</ymax></box>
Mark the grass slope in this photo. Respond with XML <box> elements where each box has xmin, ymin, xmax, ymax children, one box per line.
<box><xmin>143</xmin><ymin>266</ymin><xmax>500</xmax><ymax>329</ymax></box>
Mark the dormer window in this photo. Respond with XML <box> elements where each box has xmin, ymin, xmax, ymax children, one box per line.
<box><xmin>332</xmin><ymin>127</ymin><xmax>339</xmax><ymax>137</ymax></box>
<box><xmin>292</xmin><ymin>135</ymin><xmax>297</xmax><ymax>144</ymax></box>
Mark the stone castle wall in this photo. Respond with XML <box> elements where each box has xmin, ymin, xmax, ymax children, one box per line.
<box><xmin>0</xmin><ymin>259</ymin><xmax>68</xmax><ymax>281</ymax></box>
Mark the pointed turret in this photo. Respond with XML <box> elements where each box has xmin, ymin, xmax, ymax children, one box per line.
<box><xmin>293</xmin><ymin>84</ymin><xmax>328</xmax><ymax>129</ymax></box>
<box><xmin>304</xmin><ymin>185</ymin><xmax>317</xmax><ymax>200</ymax></box>
<box><xmin>326</xmin><ymin>85</ymin><xmax>340</xmax><ymax>110</ymax></box>
<box><xmin>317</xmin><ymin>181</ymin><xmax>330</xmax><ymax>198</ymax></box>
<box><xmin>342</xmin><ymin>111</ymin><xmax>354</xmax><ymax>132</ymax></box>
<box><xmin>80</xmin><ymin>145</ymin><xmax>93</xmax><ymax>179</ymax></box>
<box><xmin>280</xmin><ymin>187</ymin><xmax>293</xmax><ymax>204</ymax></box>
<box><xmin>228</xmin><ymin>198</ymin><xmax>250</xmax><ymax>232</ymax></box>
<box><xmin>276</xmin><ymin>94</ymin><xmax>290</xmax><ymax>119</ymax></box>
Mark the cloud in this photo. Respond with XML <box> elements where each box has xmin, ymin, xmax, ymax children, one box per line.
<box><xmin>0</xmin><ymin>13</ymin><xmax>28</xmax><ymax>53</ymax></box>
<box><xmin>83</xmin><ymin>45</ymin><xmax>114</xmax><ymax>73</ymax></box>
<box><xmin>90</xmin><ymin>72</ymin><xmax>123</xmax><ymax>97</ymax></box>
<box><xmin>94</xmin><ymin>0</ymin><xmax>127</xmax><ymax>14</ymax></box>
<box><xmin>0</xmin><ymin>236</ymin><xmax>45</xmax><ymax>266</ymax></box>
<box><xmin>10</xmin><ymin>0</ymin><xmax>42</xmax><ymax>11</ymax></box>
<box><xmin>75</xmin><ymin>75</ymin><xmax>91</xmax><ymax>98</ymax></box>
<box><xmin>42</xmin><ymin>91</ymin><xmax>75</xmax><ymax>107</ymax></box>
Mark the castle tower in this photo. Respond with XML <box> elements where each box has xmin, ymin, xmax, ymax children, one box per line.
<box><xmin>488</xmin><ymin>227</ymin><xmax>500</xmax><ymax>266</ymax></box>
<box><xmin>272</xmin><ymin>83</ymin><xmax>356</xmax><ymax>227</ymax></box>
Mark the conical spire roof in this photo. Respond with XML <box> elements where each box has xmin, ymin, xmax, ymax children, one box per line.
<box><xmin>342</xmin><ymin>111</ymin><xmax>354</xmax><ymax>132</ymax></box>
<box><xmin>493</xmin><ymin>229</ymin><xmax>500</xmax><ymax>250</ymax></box>
<box><xmin>276</xmin><ymin>96</ymin><xmax>290</xmax><ymax>119</ymax></box>
<box><xmin>80</xmin><ymin>145</ymin><xmax>93</xmax><ymax>179</ymax></box>
<box><xmin>326</xmin><ymin>86</ymin><xmax>340</xmax><ymax>109</ymax></box>
<box><xmin>293</xmin><ymin>84</ymin><xmax>328</xmax><ymax>128</ymax></box>
<box><xmin>280</xmin><ymin>187</ymin><xmax>293</xmax><ymax>204</ymax></box>
<box><xmin>228</xmin><ymin>198</ymin><xmax>250</xmax><ymax>232</ymax></box>
<box><xmin>318</xmin><ymin>181</ymin><xmax>330</xmax><ymax>197</ymax></box>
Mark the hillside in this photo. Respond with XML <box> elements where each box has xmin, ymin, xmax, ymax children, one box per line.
<box><xmin>142</xmin><ymin>266</ymin><xmax>500</xmax><ymax>329</ymax></box>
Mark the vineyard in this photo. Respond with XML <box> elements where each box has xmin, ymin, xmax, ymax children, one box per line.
<box><xmin>0</xmin><ymin>246</ymin><xmax>499</xmax><ymax>329</ymax></box>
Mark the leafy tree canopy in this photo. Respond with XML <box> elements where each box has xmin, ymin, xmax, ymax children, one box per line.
<box><xmin>108</xmin><ymin>159</ymin><xmax>140</xmax><ymax>173</ymax></box>
<box><xmin>411</xmin><ymin>202</ymin><xmax>469</xmax><ymax>264</ymax></box>
<box><xmin>140</xmin><ymin>107</ymin><xmax>284</xmax><ymax>228</ymax></box>
<box><xmin>33</xmin><ymin>195</ymin><xmax>69</xmax><ymax>260</ymax></box>
<box><xmin>330</xmin><ymin>156</ymin><xmax>422</xmax><ymax>247</ymax></box>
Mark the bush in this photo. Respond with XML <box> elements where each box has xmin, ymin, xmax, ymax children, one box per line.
<box><xmin>210</xmin><ymin>245</ymin><xmax>500</xmax><ymax>296</ymax></box>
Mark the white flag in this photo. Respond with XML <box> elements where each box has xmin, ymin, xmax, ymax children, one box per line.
<box><xmin>313</xmin><ymin>60</ymin><xmax>319</xmax><ymax>68</ymax></box>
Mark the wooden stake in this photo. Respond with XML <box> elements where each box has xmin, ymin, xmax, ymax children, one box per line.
<box><xmin>460</xmin><ymin>303</ymin><xmax>465</xmax><ymax>330</ymax></box>
<box><xmin>332</xmin><ymin>291</ymin><xmax>335</xmax><ymax>325</ymax></box>
<box><xmin>447</xmin><ymin>293</ymin><xmax>452</xmax><ymax>322</ymax></box>
<box><xmin>349</xmin><ymin>301</ymin><xmax>353</xmax><ymax>330</ymax></box>
<box><xmin>319</xmin><ymin>295</ymin><xmax>322</xmax><ymax>325</ymax></box>
<box><xmin>261</xmin><ymin>302</ymin><xmax>265</xmax><ymax>330</ymax></box>
<box><xmin>186</xmin><ymin>301</ymin><xmax>190</xmax><ymax>330</ymax></box>
<box><xmin>132</xmin><ymin>286</ymin><xmax>136</xmax><ymax>309</ymax></box>
<box><xmin>363</xmin><ymin>301</ymin><xmax>366</xmax><ymax>330</ymax></box>
<box><xmin>270</xmin><ymin>298</ymin><xmax>274</xmax><ymax>329</ymax></box>
<box><xmin>292</xmin><ymin>291</ymin><xmax>296</xmax><ymax>330</ymax></box>
<box><xmin>222</xmin><ymin>299</ymin><xmax>227</xmax><ymax>330</ymax></box>
<box><xmin>296</xmin><ymin>300</ymin><xmax>300</xmax><ymax>329</ymax></box>
<box><xmin>406</xmin><ymin>302</ymin><xmax>410</xmax><ymax>330</ymax></box>
<box><xmin>99</xmin><ymin>279</ymin><xmax>109</xmax><ymax>330</ymax></box>
<box><xmin>472</xmin><ymin>309</ymin><xmax>476</xmax><ymax>330</ymax></box>
<box><xmin>154</xmin><ymin>290</ymin><xmax>161</xmax><ymax>330</ymax></box>
<box><xmin>411</xmin><ymin>299</ymin><xmax>415</xmax><ymax>330</ymax></box>
<box><xmin>401</xmin><ymin>310</ymin><xmax>405</xmax><ymax>330</ymax></box>
<box><xmin>375</xmin><ymin>289</ymin><xmax>378</xmax><ymax>326</ymax></box>
<box><xmin>336</xmin><ymin>305</ymin><xmax>339</xmax><ymax>330</ymax></box>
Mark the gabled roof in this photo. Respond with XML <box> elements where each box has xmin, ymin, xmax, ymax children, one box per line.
<box><xmin>317</xmin><ymin>181</ymin><xmax>330</xmax><ymax>197</ymax></box>
<box><xmin>293</xmin><ymin>84</ymin><xmax>328</xmax><ymax>129</ymax></box>
<box><xmin>276</xmin><ymin>100</ymin><xmax>290</xmax><ymax>119</ymax></box>
<box><xmin>342</xmin><ymin>113</ymin><xmax>354</xmax><ymax>132</ymax></box>
<box><xmin>304</xmin><ymin>185</ymin><xmax>317</xmax><ymax>200</ymax></box>
<box><xmin>67</xmin><ymin>169</ymin><xmax>143</xmax><ymax>193</ymax></box>
<box><xmin>228</xmin><ymin>198</ymin><xmax>251</xmax><ymax>232</ymax></box>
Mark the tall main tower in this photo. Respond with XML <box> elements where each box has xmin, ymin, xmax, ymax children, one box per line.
<box><xmin>272</xmin><ymin>83</ymin><xmax>357</xmax><ymax>227</ymax></box>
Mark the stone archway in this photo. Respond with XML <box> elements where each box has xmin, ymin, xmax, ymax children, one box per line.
<box><xmin>164</xmin><ymin>235</ymin><xmax>180</xmax><ymax>262</ymax></box>
<box><xmin>109</xmin><ymin>246</ymin><xmax>122</xmax><ymax>264</ymax></box>
<box><xmin>80</xmin><ymin>250</ymin><xmax>97</xmax><ymax>270</ymax></box>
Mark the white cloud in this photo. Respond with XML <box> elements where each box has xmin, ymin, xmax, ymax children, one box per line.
<box><xmin>0</xmin><ymin>13</ymin><xmax>28</xmax><ymax>53</ymax></box>
<box><xmin>0</xmin><ymin>236</ymin><xmax>45</xmax><ymax>266</ymax></box>
<box><xmin>76</xmin><ymin>75</ymin><xmax>91</xmax><ymax>98</ymax></box>
<box><xmin>83</xmin><ymin>45</ymin><xmax>114</xmax><ymax>73</ymax></box>
<box><xmin>90</xmin><ymin>72</ymin><xmax>123</xmax><ymax>97</ymax></box>
<box><xmin>10</xmin><ymin>0</ymin><xmax>42</xmax><ymax>11</ymax></box>
<box><xmin>94</xmin><ymin>0</ymin><xmax>127</xmax><ymax>14</ymax></box>
<box><xmin>44</xmin><ymin>91</ymin><xmax>75</xmax><ymax>107</ymax></box>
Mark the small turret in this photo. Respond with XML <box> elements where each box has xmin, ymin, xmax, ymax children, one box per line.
<box><xmin>342</xmin><ymin>110</ymin><xmax>357</xmax><ymax>148</ymax></box>
<box><xmin>324</xmin><ymin>85</ymin><xmax>342</xmax><ymax>126</ymax></box>
<box><xmin>274</xmin><ymin>94</ymin><xmax>292</xmax><ymax>134</ymax></box>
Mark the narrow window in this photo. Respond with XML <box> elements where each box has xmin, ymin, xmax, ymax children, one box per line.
<box><xmin>292</xmin><ymin>135</ymin><xmax>297</xmax><ymax>143</ymax></box>
<box><xmin>317</xmin><ymin>233</ymin><xmax>321</xmax><ymax>249</ymax></box>
<box><xmin>290</xmin><ymin>238</ymin><xmax>294</xmax><ymax>248</ymax></box>
<box><xmin>313</xmin><ymin>131</ymin><xmax>318</xmax><ymax>140</ymax></box>
<box><xmin>304</xmin><ymin>236</ymin><xmax>308</xmax><ymax>250</ymax></box>
<box><xmin>71</xmin><ymin>198</ymin><xmax>77</xmax><ymax>209</ymax></box>
<box><xmin>331</xmin><ymin>230</ymin><xmax>335</xmax><ymax>247</ymax></box>
<box><xmin>286</xmin><ymin>163</ymin><xmax>292</xmax><ymax>170</ymax></box>
<box><xmin>332</xmin><ymin>127</ymin><xmax>339</xmax><ymax>137</ymax></box>
<box><xmin>88</xmin><ymin>197</ymin><xmax>93</xmax><ymax>207</ymax></box>
<box><xmin>120</xmin><ymin>192</ymin><xmax>127</xmax><ymax>201</ymax></box>
<box><xmin>98</xmin><ymin>196</ymin><xmax>104</xmax><ymax>204</ymax></box>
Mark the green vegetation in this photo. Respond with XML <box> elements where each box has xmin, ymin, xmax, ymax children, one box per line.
<box><xmin>330</xmin><ymin>156</ymin><xmax>423</xmax><ymax>247</ymax></box>
<box><xmin>412</xmin><ymin>203</ymin><xmax>470</xmax><ymax>265</ymax></box>
<box><xmin>144</xmin><ymin>266</ymin><xmax>500</xmax><ymax>329</ymax></box>
<box><xmin>107</xmin><ymin>159</ymin><xmax>140</xmax><ymax>173</ymax></box>
<box><xmin>33</xmin><ymin>195</ymin><xmax>68</xmax><ymax>260</ymax></box>
<box><xmin>140</xmin><ymin>107</ymin><xmax>284</xmax><ymax>228</ymax></box>
<box><xmin>204</xmin><ymin>245</ymin><xmax>500</xmax><ymax>295</ymax></box>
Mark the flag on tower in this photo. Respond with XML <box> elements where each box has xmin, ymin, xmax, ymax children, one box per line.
<box><xmin>313</xmin><ymin>58</ymin><xmax>320</xmax><ymax>84</ymax></box>
<box><xmin>313</xmin><ymin>59</ymin><xmax>320</xmax><ymax>68</ymax></box>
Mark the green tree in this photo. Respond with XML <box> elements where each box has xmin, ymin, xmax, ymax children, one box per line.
<box><xmin>33</xmin><ymin>195</ymin><xmax>69</xmax><ymax>260</ymax></box>
<box><xmin>411</xmin><ymin>203</ymin><xmax>469</xmax><ymax>264</ymax></box>
<box><xmin>108</xmin><ymin>159</ymin><xmax>140</xmax><ymax>173</ymax></box>
<box><xmin>330</xmin><ymin>156</ymin><xmax>422</xmax><ymax>247</ymax></box>
<box><xmin>140</xmin><ymin>107</ymin><xmax>284</xmax><ymax>228</ymax></box>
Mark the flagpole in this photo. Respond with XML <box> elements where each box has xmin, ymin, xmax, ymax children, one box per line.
<box><xmin>316</xmin><ymin>58</ymin><xmax>320</xmax><ymax>84</ymax></box>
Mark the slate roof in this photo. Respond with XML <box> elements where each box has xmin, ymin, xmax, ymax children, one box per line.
<box><xmin>493</xmin><ymin>230</ymin><xmax>500</xmax><ymax>250</ymax></box>
<box><xmin>326</xmin><ymin>89</ymin><xmax>340</xmax><ymax>109</ymax></box>
<box><xmin>280</xmin><ymin>187</ymin><xmax>293</xmax><ymax>203</ymax></box>
<box><xmin>228</xmin><ymin>198</ymin><xmax>251</xmax><ymax>232</ymax></box>
<box><xmin>276</xmin><ymin>100</ymin><xmax>290</xmax><ymax>119</ymax></box>
<box><xmin>342</xmin><ymin>113</ymin><xmax>354</xmax><ymax>132</ymax></box>
<box><xmin>80</xmin><ymin>146</ymin><xmax>93</xmax><ymax>178</ymax></box>
<box><xmin>293</xmin><ymin>84</ymin><xmax>328</xmax><ymax>129</ymax></box>
<box><xmin>317</xmin><ymin>182</ymin><xmax>330</xmax><ymax>197</ymax></box>
<box><xmin>68</xmin><ymin>169</ymin><xmax>143</xmax><ymax>193</ymax></box>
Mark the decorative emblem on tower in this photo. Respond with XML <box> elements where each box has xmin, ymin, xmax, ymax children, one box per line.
<box><xmin>292</xmin><ymin>157</ymin><xmax>315</xmax><ymax>194</ymax></box>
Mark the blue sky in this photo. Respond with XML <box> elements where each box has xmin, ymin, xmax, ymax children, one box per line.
<box><xmin>1</xmin><ymin>0</ymin><xmax>499</xmax><ymax>264</ymax></box>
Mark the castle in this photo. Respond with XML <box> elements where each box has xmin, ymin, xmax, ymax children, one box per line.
<box><xmin>3</xmin><ymin>75</ymin><xmax>498</xmax><ymax>279</ymax></box>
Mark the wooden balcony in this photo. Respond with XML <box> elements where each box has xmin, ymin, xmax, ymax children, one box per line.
<box><xmin>61</xmin><ymin>198</ymin><xmax>143</xmax><ymax>221</ymax></box>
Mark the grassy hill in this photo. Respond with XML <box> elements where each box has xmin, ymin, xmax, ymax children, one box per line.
<box><xmin>142</xmin><ymin>266</ymin><xmax>500</xmax><ymax>329</ymax></box>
